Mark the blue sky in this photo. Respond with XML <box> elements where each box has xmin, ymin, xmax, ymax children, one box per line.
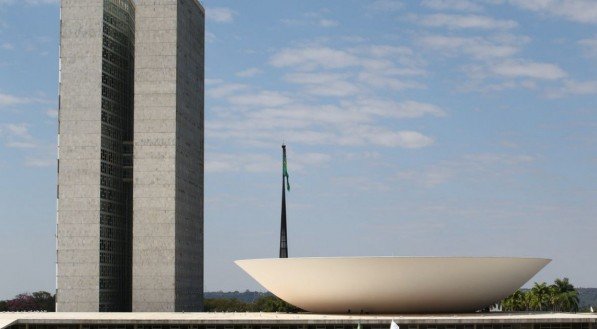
<box><xmin>0</xmin><ymin>0</ymin><xmax>596</xmax><ymax>298</ymax></box>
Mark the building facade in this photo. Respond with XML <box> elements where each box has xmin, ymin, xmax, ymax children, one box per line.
<box><xmin>56</xmin><ymin>0</ymin><xmax>204</xmax><ymax>312</ymax></box>
<box><xmin>1</xmin><ymin>313</ymin><xmax>596</xmax><ymax>329</ymax></box>
<box><xmin>132</xmin><ymin>0</ymin><xmax>204</xmax><ymax>312</ymax></box>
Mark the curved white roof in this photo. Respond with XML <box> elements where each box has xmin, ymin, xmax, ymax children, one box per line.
<box><xmin>235</xmin><ymin>256</ymin><xmax>550</xmax><ymax>314</ymax></box>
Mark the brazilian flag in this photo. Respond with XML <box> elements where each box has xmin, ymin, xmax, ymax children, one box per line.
<box><xmin>283</xmin><ymin>147</ymin><xmax>290</xmax><ymax>191</ymax></box>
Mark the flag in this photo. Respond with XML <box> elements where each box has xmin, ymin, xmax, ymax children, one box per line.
<box><xmin>283</xmin><ymin>147</ymin><xmax>290</xmax><ymax>191</ymax></box>
<box><xmin>390</xmin><ymin>321</ymin><xmax>399</xmax><ymax>329</ymax></box>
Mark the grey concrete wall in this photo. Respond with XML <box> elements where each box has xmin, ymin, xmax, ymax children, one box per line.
<box><xmin>175</xmin><ymin>0</ymin><xmax>204</xmax><ymax>312</ymax></box>
<box><xmin>56</xmin><ymin>0</ymin><xmax>104</xmax><ymax>312</ymax></box>
<box><xmin>133</xmin><ymin>0</ymin><xmax>178</xmax><ymax>312</ymax></box>
<box><xmin>132</xmin><ymin>0</ymin><xmax>204</xmax><ymax>312</ymax></box>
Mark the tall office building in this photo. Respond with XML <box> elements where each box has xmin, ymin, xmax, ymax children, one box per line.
<box><xmin>132</xmin><ymin>0</ymin><xmax>204</xmax><ymax>312</ymax></box>
<box><xmin>56</xmin><ymin>0</ymin><xmax>204</xmax><ymax>312</ymax></box>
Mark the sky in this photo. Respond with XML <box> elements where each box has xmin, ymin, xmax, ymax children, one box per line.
<box><xmin>0</xmin><ymin>0</ymin><xmax>596</xmax><ymax>299</ymax></box>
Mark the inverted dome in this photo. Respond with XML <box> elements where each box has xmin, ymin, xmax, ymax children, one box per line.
<box><xmin>235</xmin><ymin>256</ymin><xmax>550</xmax><ymax>314</ymax></box>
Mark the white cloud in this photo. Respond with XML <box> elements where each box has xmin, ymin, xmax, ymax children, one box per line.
<box><xmin>418</xmin><ymin>14</ymin><xmax>518</xmax><ymax>29</ymax></box>
<box><xmin>206</xmin><ymin>31</ymin><xmax>216</xmax><ymax>43</ymax></box>
<box><xmin>0</xmin><ymin>93</ymin><xmax>33</xmax><ymax>106</ymax></box>
<box><xmin>357</xmin><ymin>72</ymin><xmax>425</xmax><ymax>91</ymax></box>
<box><xmin>284</xmin><ymin>72</ymin><xmax>361</xmax><ymax>97</ymax></box>
<box><xmin>24</xmin><ymin>157</ymin><xmax>54</xmax><ymax>167</ymax></box>
<box><xmin>207</xmin><ymin>84</ymin><xmax>442</xmax><ymax>149</ymax></box>
<box><xmin>236</xmin><ymin>67</ymin><xmax>262</xmax><ymax>78</ymax></box>
<box><xmin>1</xmin><ymin>43</ymin><xmax>14</xmax><ymax>50</ymax></box>
<box><xmin>363</xmin><ymin>129</ymin><xmax>434</xmax><ymax>148</ymax></box>
<box><xmin>490</xmin><ymin>60</ymin><xmax>567</xmax><ymax>80</ymax></box>
<box><xmin>207</xmin><ymin>83</ymin><xmax>248</xmax><ymax>98</ymax></box>
<box><xmin>419</xmin><ymin>35</ymin><xmax>523</xmax><ymax>59</ymax></box>
<box><xmin>395</xmin><ymin>153</ymin><xmax>535</xmax><ymax>188</ymax></box>
<box><xmin>562</xmin><ymin>80</ymin><xmax>597</xmax><ymax>94</ymax></box>
<box><xmin>228</xmin><ymin>91</ymin><xmax>292</xmax><ymax>107</ymax></box>
<box><xmin>270</xmin><ymin>44</ymin><xmax>425</xmax><ymax>93</ymax></box>
<box><xmin>318</xmin><ymin>19</ymin><xmax>339</xmax><ymax>27</ymax></box>
<box><xmin>509</xmin><ymin>0</ymin><xmax>597</xmax><ymax>24</ymax></box>
<box><xmin>348</xmin><ymin>99</ymin><xmax>446</xmax><ymax>119</ymax></box>
<box><xmin>206</xmin><ymin>151</ymin><xmax>332</xmax><ymax>173</ymax></box>
<box><xmin>547</xmin><ymin>80</ymin><xmax>597</xmax><ymax>97</ymax></box>
<box><xmin>5</xmin><ymin>141</ymin><xmax>37</xmax><ymax>148</ymax></box>
<box><xmin>206</xmin><ymin>153</ymin><xmax>276</xmax><ymax>173</ymax></box>
<box><xmin>207</xmin><ymin>7</ymin><xmax>235</xmax><ymax>23</ymax></box>
<box><xmin>46</xmin><ymin>109</ymin><xmax>58</xmax><ymax>118</ymax></box>
<box><xmin>0</xmin><ymin>123</ymin><xmax>39</xmax><ymax>149</ymax></box>
<box><xmin>270</xmin><ymin>47</ymin><xmax>360</xmax><ymax>70</ymax></box>
<box><xmin>421</xmin><ymin>0</ymin><xmax>483</xmax><ymax>12</ymax></box>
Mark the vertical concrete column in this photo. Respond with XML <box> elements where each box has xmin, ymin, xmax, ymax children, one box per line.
<box><xmin>175</xmin><ymin>0</ymin><xmax>204</xmax><ymax>312</ymax></box>
<box><xmin>133</xmin><ymin>0</ymin><xmax>204</xmax><ymax>312</ymax></box>
<box><xmin>56</xmin><ymin>0</ymin><xmax>104</xmax><ymax>312</ymax></box>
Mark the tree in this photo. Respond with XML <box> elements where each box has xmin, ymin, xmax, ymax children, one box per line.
<box><xmin>0</xmin><ymin>300</ymin><xmax>7</xmax><ymax>312</ymax></box>
<box><xmin>32</xmin><ymin>291</ymin><xmax>55</xmax><ymax>312</ymax></box>
<box><xmin>500</xmin><ymin>278</ymin><xmax>580</xmax><ymax>312</ymax></box>
<box><xmin>502</xmin><ymin>289</ymin><xmax>526</xmax><ymax>311</ymax></box>
<box><xmin>550</xmin><ymin>278</ymin><xmax>579</xmax><ymax>312</ymax></box>
<box><xmin>529</xmin><ymin>282</ymin><xmax>551</xmax><ymax>311</ymax></box>
<box><xmin>7</xmin><ymin>294</ymin><xmax>38</xmax><ymax>311</ymax></box>
<box><xmin>251</xmin><ymin>295</ymin><xmax>302</xmax><ymax>313</ymax></box>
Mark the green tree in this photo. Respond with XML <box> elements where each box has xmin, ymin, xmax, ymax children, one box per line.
<box><xmin>550</xmin><ymin>278</ymin><xmax>579</xmax><ymax>312</ymax></box>
<box><xmin>32</xmin><ymin>291</ymin><xmax>55</xmax><ymax>312</ymax></box>
<box><xmin>502</xmin><ymin>289</ymin><xmax>526</xmax><ymax>311</ymax></box>
<box><xmin>528</xmin><ymin>282</ymin><xmax>551</xmax><ymax>311</ymax></box>
<box><xmin>500</xmin><ymin>278</ymin><xmax>580</xmax><ymax>312</ymax></box>
<box><xmin>251</xmin><ymin>295</ymin><xmax>302</xmax><ymax>313</ymax></box>
<box><xmin>204</xmin><ymin>298</ymin><xmax>250</xmax><ymax>312</ymax></box>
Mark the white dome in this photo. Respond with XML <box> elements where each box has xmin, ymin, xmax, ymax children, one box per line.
<box><xmin>235</xmin><ymin>256</ymin><xmax>550</xmax><ymax>314</ymax></box>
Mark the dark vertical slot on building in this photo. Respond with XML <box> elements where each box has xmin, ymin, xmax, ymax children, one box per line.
<box><xmin>99</xmin><ymin>0</ymin><xmax>135</xmax><ymax>312</ymax></box>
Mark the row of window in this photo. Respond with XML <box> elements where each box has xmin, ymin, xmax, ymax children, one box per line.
<box><xmin>103</xmin><ymin>12</ymin><xmax>134</xmax><ymax>43</ymax></box>
<box><xmin>100</xmin><ymin>225</ymin><xmax>127</xmax><ymax>242</ymax></box>
<box><xmin>100</xmin><ymin>200</ymin><xmax>124</xmax><ymax>214</ymax></box>
<box><xmin>102</xmin><ymin>135</ymin><xmax>122</xmax><ymax>152</ymax></box>
<box><xmin>102</xmin><ymin>98</ymin><xmax>131</xmax><ymax>117</ymax></box>
<box><xmin>100</xmin><ymin>250</ymin><xmax>124</xmax><ymax>264</ymax></box>
<box><xmin>103</xmin><ymin>24</ymin><xmax>130</xmax><ymax>48</ymax></box>
<box><xmin>102</xmin><ymin>123</ymin><xmax>123</xmax><ymax>142</ymax></box>
<box><xmin>105</xmin><ymin>0</ymin><xmax>135</xmax><ymax>27</ymax></box>
<box><xmin>102</xmin><ymin>86</ymin><xmax>129</xmax><ymax>105</ymax></box>
<box><xmin>100</xmin><ymin>174</ymin><xmax>122</xmax><ymax>190</ymax></box>
<box><xmin>100</xmin><ymin>187</ymin><xmax>124</xmax><ymax>203</ymax></box>
<box><xmin>99</xmin><ymin>277</ymin><xmax>128</xmax><ymax>290</ymax></box>
<box><xmin>102</xmin><ymin>47</ymin><xmax>130</xmax><ymax>70</ymax></box>
<box><xmin>103</xmin><ymin>59</ymin><xmax>131</xmax><ymax>82</ymax></box>
<box><xmin>101</xmin><ymin>148</ymin><xmax>122</xmax><ymax>165</ymax></box>
<box><xmin>101</xmin><ymin>161</ymin><xmax>122</xmax><ymax>177</ymax></box>
<box><xmin>102</xmin><ymin>71</ymin><xmax>127</xmax><ymax>95</ymax></box>
<box><xmin>99</xmin><ymin>239</ymin><xmax>126</xmax><ymax>253</ymax></box>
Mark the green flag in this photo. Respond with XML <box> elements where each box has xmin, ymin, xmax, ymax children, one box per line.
<box><xmin>283</xmin><ymin>148</ymin><xmax>290</xmax><ymax>191</ymax></box>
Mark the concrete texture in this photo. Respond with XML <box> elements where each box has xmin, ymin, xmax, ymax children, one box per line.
<box><xmin>57</xmin><ymin>0</ymin><xmax>136</xmax><ymax>312</ymax></box>
<box><xmin>1</xmin><ymin>313</ymin><xmax>597</xmax><ymax>328</ymax></box>
<box><xmin>57</xmin><ymin>0</ymin><xmax>104</xmax><ymax>312</ymax></box>
<box><xmin>132</xmin><ymin>0</ymin><xmax>204</xmax><ymax>312</ymax></box>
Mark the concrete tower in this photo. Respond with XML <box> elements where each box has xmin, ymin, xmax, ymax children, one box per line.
<box><xmin>57</xmin><ymin>0</ymin><xmax>135</xmax><ymax>312</ymax></box>
<box><xmin>56</xmin><ymin>0</ymin><xmax>204</xmax><ymax>312</ymax></box>
<box><xmin>132</xmin><ymin>0</ymin><xmax>204</xmax><ymax>312</ymax></box>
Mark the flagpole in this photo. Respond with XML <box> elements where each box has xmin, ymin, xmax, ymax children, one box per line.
<box><xmin>279</xmin><ymin>144</ymin><xmax>288</xmax><ymax>258</ymax></box>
